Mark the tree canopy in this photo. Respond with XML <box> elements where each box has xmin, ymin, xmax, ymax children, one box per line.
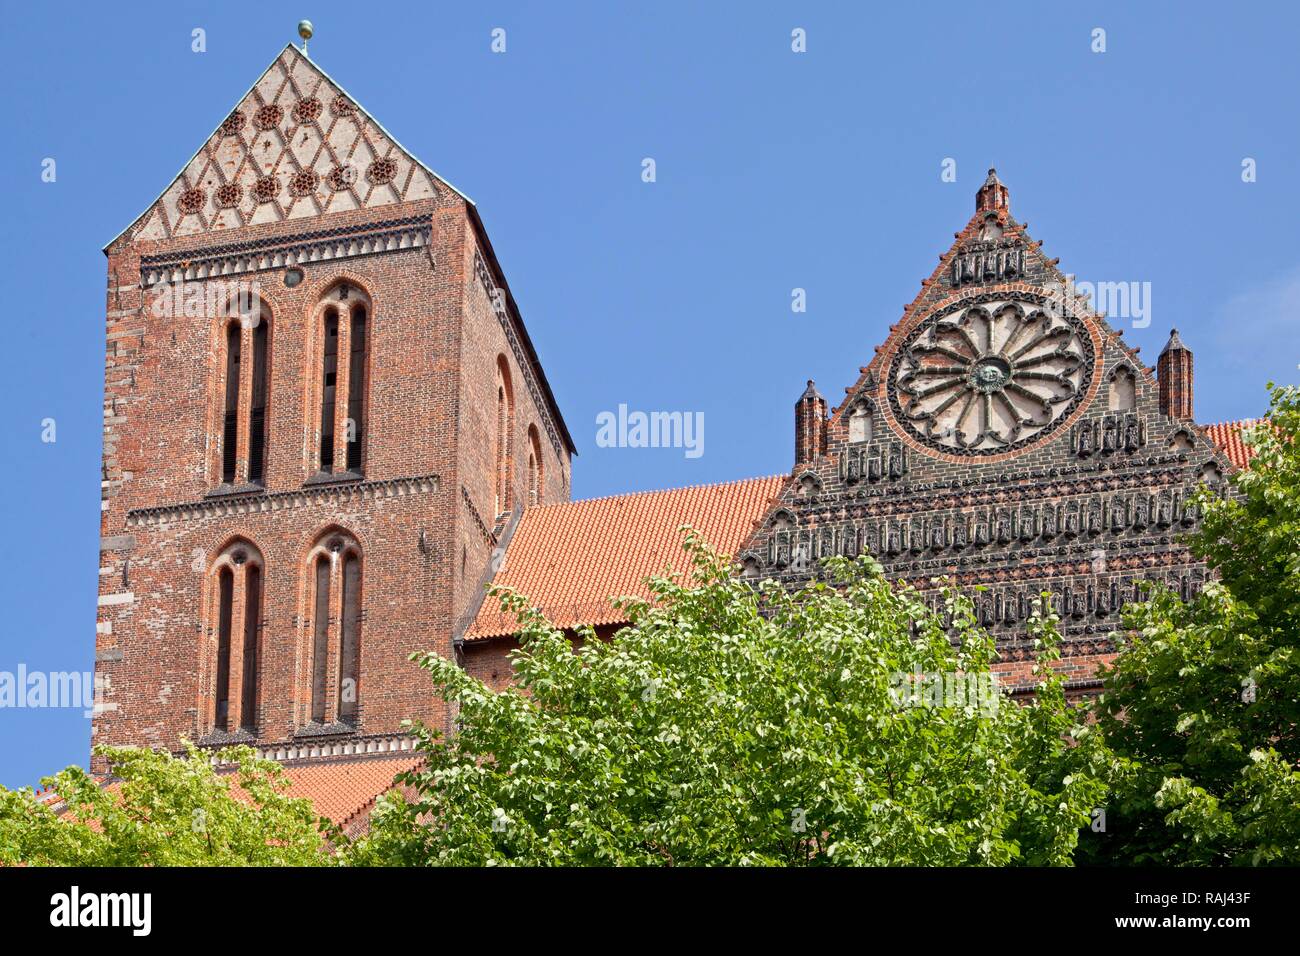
<box><xmin>1086</xmin><ymin>384</ymin><xmax>1300</xmax><ymax>865</ymax></box>
<box><xmin>9</xmin><ymin>387</ymin><xmax>1300</xmax><ymax>867</ymax></box>
<box><xmin>347</xmin><ymin>541</ymin><xmax>1108</xmax><ymax>866</ymax></box>
<box><xmin>0</xmin><ymin>743</ymin><xmax>334</xmax><ymax>866</ymax></box>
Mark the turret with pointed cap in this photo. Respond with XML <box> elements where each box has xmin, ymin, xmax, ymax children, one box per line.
<box><xmin>976</xmin><ymin>168</ymin><xmax>1009</xmax><ymax>214</ymax></box>
<box><xmin>1157</xmin><ymin>327</ymin><xmax>1194</xmax><ymax>419</ymax></box>
<box><xmin>794</xmin><ymin>380</ymin><xmax>827</xmax><ymax>466</ymax></box>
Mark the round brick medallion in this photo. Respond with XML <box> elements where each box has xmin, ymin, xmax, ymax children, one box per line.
<box><xmin>328</xmin><ymin>163</ymin><xmax>358</xmax><ymax>191</ymax></box>
<box><xmin>289</xmin><ymin>169</ymin><xmax>320</xmax><ymax>198</ymax></box>
<box><xmin>253</xmin><ymin>175</ymin><xmax>280</xmax><ymax>203</ymax></box>
<box><xmin>214</xmin><ymin>182</ymin><xmax>243</xmax><ymax>208</ymax></box>
<box><xmin>254</xmin><ymin>104</ymin><xmax>284</xmax><ymax>130</ymax></box>
<box><xmin>293</xmin><ymin>97</ymin><xmax>322</xmax><ymax>124</ymax></box>
<box><xmin>178</xmin><ymin>188</ymin><xmax>206</xmax><ymax>215</ymax></box>
<box><xmin>367</xmin><ymin>157</ymin><xmax>398</xmax><ymax>185</ymax></box>
<box><xmin>219</xmin><ymin>112</ymin><xmax>246</xmax><ymax>137</ymax></box>
<box><xmin>331</xmin><ymin>96</ymin><xmax>356</xmax><ymax>118</ymax></box>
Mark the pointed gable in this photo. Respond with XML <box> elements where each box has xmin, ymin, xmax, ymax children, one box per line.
<box><xmin>112</xmin><ymin>44</ymin><xmax>467</xmax><ymax>248</ymax></box>
<box><xmin>736</xmin><ymin>169</ymin><xmax>1237</xmax><ymax>689</ymax></box>
<box><xmin>831</xmin><ymin>168</ymin><xmax>1150</xmax><ymax>459</ymax></box>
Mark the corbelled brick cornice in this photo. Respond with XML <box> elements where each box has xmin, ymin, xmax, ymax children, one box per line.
<box><xmin>125</xmin><ymin>473</ymin><xmax>439</xmax><ymax>527</ymax></box>
<box><xmin>139</xmin><ymin>216</ymin><xmax>433</xmax><ymax>287</ymax></box>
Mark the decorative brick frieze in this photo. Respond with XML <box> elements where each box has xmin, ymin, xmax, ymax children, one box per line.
<box><xmin>139</xmin><ymin>217</ymin><xmax>433</xmax><ymax>287</ymax></box>
<box><xmin>949</xmin><ymin>238</ymin><xmax>1028</xmax><ymax>287</ymax></box>
<box><xmin>124</xmin><ymin>474</ymin><xmax>439</xmax><ymax>528</ymax></box>
<box><xmin>204</xmin><ymin>730</ymin><xmax>416</xmax><ymax>766</ymax></box>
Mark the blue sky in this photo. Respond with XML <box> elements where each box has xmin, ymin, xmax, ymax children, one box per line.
<box><xmin>0</xmin><ymin>1</ymin><xmax>1296</xmax><ymax>787</ymax></box>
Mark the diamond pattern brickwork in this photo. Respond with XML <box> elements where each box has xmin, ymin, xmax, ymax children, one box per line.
<box><xmin>125</xmin><ymin>46</ymin><xmax>439</xmax><ymax>243</ymax></box>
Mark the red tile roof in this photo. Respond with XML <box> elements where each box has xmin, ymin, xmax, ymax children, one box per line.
<box><xmin>467</xmin><ymin>418</ymin><xmax>1261</xmax><ymax>641</ymax></box>
<box><xmin>263</xmin><ymin>752</ymin><xmax>421</xmax><ymax>834</ymax></box>
<box><xmin>46</xmin><ymin>752</ymin><xmax>421</xmax><ymax>839</ymax></box>
<box><xmin>467</xmin><ymin>475</ymin><xmax>786</xmax><ymax>640</ymax></box>
<box><xmin>1205</xmin><ymin>419</ymin><xmax>1259</xmax><ymax>470</ymax></box>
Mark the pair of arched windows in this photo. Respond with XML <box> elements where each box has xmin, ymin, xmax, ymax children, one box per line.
<box><xmin>305</xmin><ymin>533</ymin><xmax>363</xmax><ymax>726</ymax></box>
<box><xmin>494</xmin><ymin>356</ymin><xmax>545</xmax><ymax>513</ymax></box>
<box><xmin>207</xmin><ymin>540</ymin><xmax>267</xmax><ymax>735</ymax></box>
<box><xmin>213</xmin><ymin>283</ymin><xmax>370</xmax><ymax>488</ymax></box>
<box><xmin>205</xmin><ymin>531</ymin><xmax>363</xmax><ymax>736</ymax></box>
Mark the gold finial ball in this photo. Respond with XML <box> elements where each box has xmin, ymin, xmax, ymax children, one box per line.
<box><xmin>298</xmin><ymin>20</ymin><xmax>314</xmax><ymax>42</ymax></box>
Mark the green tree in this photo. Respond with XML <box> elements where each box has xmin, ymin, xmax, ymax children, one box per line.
<box><xmin>347</xmin><ymin>538</ymin><xmax>1108</xmax><ymax>866</ymax></box>
<box><xmin>1088</xmin><ymin>384</ymin><xmax>1300</xmax><ymax>865</ymax></box>
<box><xmin>0</xmin><ymin>743</ymin><xmax>336</xmax><ymax>866</ymax></box>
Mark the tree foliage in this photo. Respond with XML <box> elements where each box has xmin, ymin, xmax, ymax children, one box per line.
<box><xmin>10</xmin><ymin>392</ymin><xmax>1298</xmax><ymax>868</ymax></box>
<box><xmin>1088</xmin><ymin>384</ymin><xmax>1300</xmax><ymax>864</ymax></box>
<box><xmin>347</xmin><ymin>540</ymin><xmax>1108</xmax><ymax>866</ymax></box>
<box><xmin>0</xmin><ymin>743</ymin><xmax>335</xmax><ymax>866</ymax></box>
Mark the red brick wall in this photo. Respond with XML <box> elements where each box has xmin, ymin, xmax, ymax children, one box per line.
<box><xmin>449</xmin><ymin>225</ymin><xmax>570</xmax><ymax>633</ymax></box>
<box><xmin>95</xmin><ymin>193</ymin><xmax>571</xmax><ymax>765</ymax></box>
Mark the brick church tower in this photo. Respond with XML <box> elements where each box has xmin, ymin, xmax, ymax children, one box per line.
<box><xmin>94</xmin><ymin>42</ymin><xmax>574</xmax><ymax>766</ymax></box>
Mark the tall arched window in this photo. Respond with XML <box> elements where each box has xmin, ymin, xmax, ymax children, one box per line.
<box><xmin>221</xmin><ymin>324</ymin><xmax>241</xmax><ymax>483</ymax></box>
<box><xmin>310</xmin><ymin>552</ymin><xmax>330</xmax><ymax>723</ymax></box>
<box><xmin>318</xmin><ymin>307</ymin><xmax>339</xmax><ymax>473</ymax></box>
<box><xmin>215</xmin><ymin>296</ymin><xmax>272</xmax><ymax>488</ymax></box>
<box><xmin>205</xmin><ymin>539</ymin><xmax>265</xmax><ymax>736</ymax></box>
<box><xmin>249</xmin><ymin>319</ymin><xmax>269</xmax><ymax>482</ymax></box>
<box><xmin>346</xmin><ymin>304</ymin><xmax>367</xmax><ymax>472</ymax></box>
<box><xmin>214</xmin><ymin>566</ymin><xmax>234</xmax><ymax>726</ymax></box>
<box><xmin>240</xmin><ymin>562</ymin><xmax>261</xmax><ymax>726</ymax></box>
<box><xmin>303</xmin><ymin>530</ymin><xmax>363</xmax><ymax>728</ymax></box>
<box><xmin>495</xmin><ymin>357</ymin><xmax>514</xmax><ymax>516</ymax></box>
<box><xmin>339</xmin><ymin>551</ymin><xmax>362</xmax><ymax>723</ymax></box>
<box><xmin>527</xmin><ymin>424</ymin><xmax>543</xmax><ymax>506</ymax></box>
<box><xmin>312</xmin><ymin>284</ymin><xmax>370</xmax><ymax>478</ymax></box>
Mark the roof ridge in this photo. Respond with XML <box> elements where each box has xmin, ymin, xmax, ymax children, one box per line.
<box><xmin>1206</xmin><ymin>417</ymin><xmax>1259</xmax><ymax>427</ymax></box>
<box><xmin>536</xmin><ymin>474</ymin><xmax>785</xmax><ymax>510</ymax></box>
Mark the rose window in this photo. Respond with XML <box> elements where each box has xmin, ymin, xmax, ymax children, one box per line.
<box><xmin>889</xmin><ymin>296</ymin><xmax>1093</xmax><ymax>455</ymax></box>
